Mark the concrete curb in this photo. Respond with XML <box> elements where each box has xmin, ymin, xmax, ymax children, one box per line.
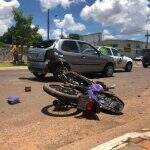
<box><xmin>0</xmin><ymin>66</ymin><xmax>27</xmax><ymax>70</ymax></box>
<box><xmin>92</xmin><ymin>132</ymin><xmax>150</xmax><ymax>150</ymax></box>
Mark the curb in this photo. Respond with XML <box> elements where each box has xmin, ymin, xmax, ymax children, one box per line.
<box><xmin>0</xmin><ymin>66</ymin><xmax>28</xmax><ymax>70</ymax></box>
<box><xmin>92</xmin><ymin>131</ymin><xmax>150</xmax><ymax>150</ymax></box>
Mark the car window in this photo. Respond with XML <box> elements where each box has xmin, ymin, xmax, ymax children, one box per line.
<box><xmin>112</xmin><ymin>48</ymin><xmax>121</xmax><ymax>57</ymax></box>
<box><xmin>61</xmin><ymin>41</ymin><xmax>79</xmax><ymax>53</ymax></box>
<box><xmin>78</xmin><ymin>42</ymin><xmax>97</xmax><ymax>55</ymax></box>
<box><xmin>99</xmin><ymin>47</ymin><xmax>111</xmax><ymax>56</ymax></box>
<box><xmin>33</xmin><ymin>40</ymin><xmax>56</xmax><ymax>48</ymax></box>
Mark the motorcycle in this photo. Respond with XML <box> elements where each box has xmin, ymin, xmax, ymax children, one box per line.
<box><xmin>43</xmin><ymin>72</ymin><xmax>124</xmax><ymax>116</ymax></box>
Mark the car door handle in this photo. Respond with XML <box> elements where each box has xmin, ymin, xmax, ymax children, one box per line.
<box><xmin>81</xmin><ymin>55</ymin><xmax>86</xmax><ymax>59</ymax></box>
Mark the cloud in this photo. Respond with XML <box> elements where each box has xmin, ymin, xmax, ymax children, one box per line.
<box><xmin>51</xmin><ymin>28</ymin><xmax>67</xmax><ymax>39</ymax></box>
<box><xmin>31</xmin><ymin>24</ymin><xmax>35</xmax><ymax>28</ymax></box>
<box><xmin>38</xmin><ymin>28</ymin><xmax>47</xmax><ymax>40</ymax></box>
<box><xmin>54</xmin><ymin>14</ymin><xmax>86</xmax><ymax>32</ymax></box>
<box><xmin>81</xmin><ymin>0</ymin><xmax>150</xmax><ymax>38</ymax></box>
<box><xmin>103</xmin><ymin>30</ymin><xmax>116</xmax><ymax>40</ymax></box>
<box><xmin>38</xmin><ymin>0</ymin><xmax>85</xmax><ymax>10</ymax></box>
<box><xmin>0</xmin><ymin>0</ymin><xmax>20</xmax><ymax>36</ymax></box>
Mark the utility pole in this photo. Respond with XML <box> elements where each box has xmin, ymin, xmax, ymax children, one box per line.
<box><xmin>60</xmin><ymin>28</ymin><xmax>64</xmax><ymax>39</ymax></box>
<box><xmin>47</xmin><ymin>9</ymin><xmax>50</xmax><ymax>40</ymax></box>
<box><xmin>145</xmin><ymin>30</ymin><xmax>150</xmax><ymax>48</ymax></box>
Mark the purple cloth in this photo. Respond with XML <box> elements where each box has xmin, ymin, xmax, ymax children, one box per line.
<box><xmin>7</xmin><ymin>96</ymin><xmax>20</xmax><ymax>104</ymax></box>
<box><xmin>87</xmin><ymin>84</ymin><xmax>104</xmax><ymax>101</ymax></box>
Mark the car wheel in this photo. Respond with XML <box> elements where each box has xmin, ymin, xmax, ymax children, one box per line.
<box><xmin>53</xmin><ymin>66</ymin><xmax>68</xmax><ymax>81</ymax></box>
<box><xmin>33</xmin><ymin>73</ymin><xmax>46</xmax><ymax>79</ymax></box>
<box><xmin>103</xmin><ymin>65</ymin><xmax>114</xmax><ymax>77</ymax></box>
<box><xmin>143</xmin><ymin>63</ymin><xmax>148</xmax><ymax>68</ymax></box>
<box><xmin>125</xmin><ymin>62</ymin><xmax>133</xmax><ymax>72</ymax></box>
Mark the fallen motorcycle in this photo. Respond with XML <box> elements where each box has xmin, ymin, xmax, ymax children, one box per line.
<box><xmin>43</xmin><ymin>72</ymin><xmax>124</xmax><ymax>116</ymax></box>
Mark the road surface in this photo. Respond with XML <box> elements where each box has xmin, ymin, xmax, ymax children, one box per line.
<box><xmin>0</xmin><ymin>65</ymin><xmax>150</xmax><ymax>150</ymax></box>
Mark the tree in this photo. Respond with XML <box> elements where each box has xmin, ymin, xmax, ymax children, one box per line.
<box><xmin>1</xmin><ymin>9</ymin><xmax>42</xmax><ymax>64</ymax></box>
<box><xmin>68</xmin><ymin>33</ymin><xmax>80</xmax><ymax>40</ymax></box>
<box><xmin>2</xmin><ymin>9</ymin><xmax>42</xmax><ymax>46</ymax></box>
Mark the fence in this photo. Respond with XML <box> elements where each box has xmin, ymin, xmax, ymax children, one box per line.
<box><xmin>0</xmin><ymin>45</ymin><xmax>28</xmax><ymax>62</ymax></box>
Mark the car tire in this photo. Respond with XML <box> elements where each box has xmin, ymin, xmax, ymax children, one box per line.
<box><xmin>125</xmin><ymin>62</ymin><xmax>133</xmax><ymax>72</ymax></box>
<box><xmin>53</xmin><ymin>66</ymin><xmax>68</xmax><ymax>81</ymax></box>
<box><xmin>143</xmin><ymin>63</ymin><xmax>148</xmax><ymax>68</ymax></box>
<box><xmin>33</xmin><ymin>73</ymin><xmax>46</xmax><ymax>79</ymax></box>
<box><xmin>103</xmin><ymin>65</ymin><xmax>114</xmax><ymax>77</ymax></box>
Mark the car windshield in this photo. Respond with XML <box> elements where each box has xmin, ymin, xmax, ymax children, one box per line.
<box><xmin>33</xmin><ymin>40</ymin><xmax>56</xmax><ymax>48</ymax></box>
<box><xmin>99</xmin><ymin>47</ymin><xmax>111</xmax><ymax>55</ymax></box>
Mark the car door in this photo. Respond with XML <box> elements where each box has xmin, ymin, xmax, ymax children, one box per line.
<box><xmin>111</xmin><ymin>48</ymin><xmax>123</xmax><ymax>68</ymax></box>
<box><xmin>78</xmin><ymin>42</ymin><xmax>106</xmax><ymax>72</ymax></box>
<box><xmin>60</xmin><ymin>40</ymin><xmax>84</xmax><ymax>72</ymax></box>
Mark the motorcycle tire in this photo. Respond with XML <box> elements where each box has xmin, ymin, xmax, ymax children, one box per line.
<box><xmin>43</xmin><ymin>83</ymin><xmax>81</xmax><ymax>100</ymax></box>
<box><xmin>97</xmin><ymin>92</ymin><xmax>124</xmax><ymax>114</ymax></box>
<box><xmin>64</xmin><ymin>72</ymin><xmax>93</xmax><ymax>86</ymax></box>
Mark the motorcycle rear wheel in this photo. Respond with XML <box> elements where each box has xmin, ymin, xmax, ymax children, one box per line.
<box><xmin>43</xmin><ymin>83</ymin><xmax>81</xmax><ymax>100</ymax></box>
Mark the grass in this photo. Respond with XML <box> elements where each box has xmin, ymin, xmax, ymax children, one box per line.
<box><xmin>0</xmin><ymin>62</ymin><xmax>27</xmax><ymax>67</ymax></box>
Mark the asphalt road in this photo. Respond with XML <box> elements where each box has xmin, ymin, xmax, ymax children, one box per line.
<box><xmin>0</xmin><ymin>65</ymin><xmax>150</xmax><ymax>150</ymax></box>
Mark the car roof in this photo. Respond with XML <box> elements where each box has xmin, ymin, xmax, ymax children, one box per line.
<box><xmin>58</xmin><ymin>38</ymin><xmax>90</xmax><ymax>43</ymax></box>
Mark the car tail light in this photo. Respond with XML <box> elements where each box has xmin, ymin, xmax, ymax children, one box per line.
<box><xmin>86</xmin><ymin>100</ymin><xmax>94</xmax><ymax>112</ymax></box>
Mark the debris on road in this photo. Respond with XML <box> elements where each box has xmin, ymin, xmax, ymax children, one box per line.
<box><xmin>7</xmin><ymin>96</ymin><xmax>20</xmax><ymax>105</ymax></box>
<box><xmin>25</xmin><ymin>86</ymin><xmax>31</xmax><ymax>92</ymax></box>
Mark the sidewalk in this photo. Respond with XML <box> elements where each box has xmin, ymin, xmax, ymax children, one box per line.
<box><xmin>0</xmin><ymin>66</ymin><xmax>27</xmax><ymax>70</ymax></box>
<box><xmin>92</xmin><ymin>130</ymin><xmax>150</xmax><ymax>150</ymax></box>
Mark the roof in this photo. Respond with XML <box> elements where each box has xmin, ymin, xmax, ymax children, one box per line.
<box><xmin>80</xmin><ymin>32</ymin><xmax>102</xmax><ymax>37</ymax></box>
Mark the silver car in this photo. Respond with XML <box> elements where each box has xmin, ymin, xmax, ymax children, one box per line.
<box><xmin>97</xmin><ymin>46</ymin><xmax>133</xmax><ymax>72</ymax></box>
<box><xmin>27</xmin><ymin>39</ymin><xmax>115</xmax><ymax>79</ymax></box>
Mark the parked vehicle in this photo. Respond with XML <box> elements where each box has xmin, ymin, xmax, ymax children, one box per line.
<box><xmin>97</xmin><ymin>46</ymin><xmax>133</xmax><ymax>72</ymax></box>
<box><xmin>134</xmin><ymin>56</ymin><xmax>143</xmax><ymax>61</ymax></box>
<box><xmin>43</xmin><ymin>72</ymin><xmax>124</xmax><ymax>116</ymax></box>
<box><xmin>142</xmin><ymin>49</ymin><xmax>150</xmax><ymax>68</ymax></box>
<box><xmin>27</xmin><ymin>39</ymin><xmax>115</xmax><ymax>80</ymax></box>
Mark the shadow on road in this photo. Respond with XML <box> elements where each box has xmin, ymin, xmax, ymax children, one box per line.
<box><xmin>115</xmin><ymin>69</ymin><xmax>125</xmax><ymax>73</ymax></box>
<box><xmin>41</xmin><ymin>104</ymin><xmax>100</xmax><ymax>120</ymax></box>
<box><xmin>41</xmin><ymin>104</ymin><xmax>81</xmax><ymax>117</ymax></box>
<box><xmin>83</xmin><ymin>73</ymin><xmax>114</xmax><ymax>79</ymax></box>
<box><xmin>75</xmin><ymin>113</ymin><xmax>100</xmax><ymax>121</ymax></box>
<box><xmin>100</xmin><ymin>109</ymin><xmax>124</xmax><ymax>116</ymax></box>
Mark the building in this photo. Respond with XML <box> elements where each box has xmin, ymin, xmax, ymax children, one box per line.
<box><xmin>80</xmin><ymin>32</ymin><xmax>150</xmax><ymax>59</ymax></box>
<box><xmin>103</xmin><ymin>39</ymin><xmax>150</xmax><ymax>59</ymax></box>
<box><xmin>80</xmin><ymin>32</ymin><xmax>102</xmax><ymax>46</ymax></box>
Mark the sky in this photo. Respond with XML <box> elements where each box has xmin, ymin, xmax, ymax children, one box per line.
<box><xmin>0</xmin><ymin>0</ymin><xmax>150</xmax><ymax>41</ymax></box>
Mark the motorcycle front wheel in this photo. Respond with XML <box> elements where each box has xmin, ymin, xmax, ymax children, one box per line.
<box><xmin>97</xmin><ymin>92</ymin><xmax>124</xmax><ymax>114</ymax></box>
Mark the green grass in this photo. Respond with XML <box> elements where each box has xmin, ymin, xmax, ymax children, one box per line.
<box><xmin>0</xmin><ymin>62</ymin><xmax>27</xmax><ymax>67</ymax></box>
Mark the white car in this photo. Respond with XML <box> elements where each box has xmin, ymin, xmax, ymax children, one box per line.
<box><xmin>97</xmin><ymin>46</ymin><xmax>133</xmax><ymax>72</ymax></box>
